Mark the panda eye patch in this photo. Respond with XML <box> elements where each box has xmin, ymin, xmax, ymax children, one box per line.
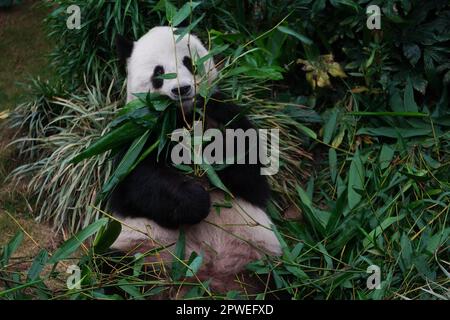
<box><xmin>151</xmin><ymin>65</ymin><xmax>165</xmax><ymax>89</ymax></box>
<box><xmin>183</xmin><ymin>56</ymin><xmax>195</xmax><ymax>75</ymax></box>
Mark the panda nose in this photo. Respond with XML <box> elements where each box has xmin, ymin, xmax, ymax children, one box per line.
<box><xmin>171</xmin><ymin>85</ymin><xmax>192</xmax><ymax>97</ymax></box>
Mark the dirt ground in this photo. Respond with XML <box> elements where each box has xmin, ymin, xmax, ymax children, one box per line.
<box><xmin>0</xmin><ymin>0</ymin><xmax>53</xmax><ymax>110</ymax></box>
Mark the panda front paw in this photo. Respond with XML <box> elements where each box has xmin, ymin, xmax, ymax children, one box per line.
<box><xmin>173</xmin><ymin>182</ymin><xmax>211</xmax><ymax>226</ymax></box>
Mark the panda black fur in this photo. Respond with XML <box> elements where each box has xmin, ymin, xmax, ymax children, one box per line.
<box><xmin>110</xmin><ymin>27</ymin><xmax>281</xmax><ymax>294</ymax></box>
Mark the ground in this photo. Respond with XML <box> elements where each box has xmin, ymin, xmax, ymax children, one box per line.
<box><xmin>0</xmin><ymin>0</ymin><xmax>52</xmax><ymax>109</ymax></box>
<box><xmin>0</xmin><ymin>1</ymin><xmax>60</xmax><ymax>257</ymax></box>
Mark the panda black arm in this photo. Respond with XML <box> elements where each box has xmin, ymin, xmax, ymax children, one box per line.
<box><xmin>217</xmin><ymin>162</ymin><xmax>270</xmax><ymax>209</ymax></box>
<box><xmin>202</xmin><ymin>93</ymin><xmax>271</xmax><ymax>208</ymax></box>
<box><xmin>203</xmin><ymin>92</ymin><xmax>254</xmax><ymax>131</ymax></box>
<box><xmin>108</xmin><ymin>158</ymin><xmax>211</xmax><ymax>229</ymax></box>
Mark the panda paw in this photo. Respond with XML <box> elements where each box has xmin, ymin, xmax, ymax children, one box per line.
<box><xmin>173</xmin><ymin>182</ymin><xmax>211</xmax><ymax>226</ymax></box>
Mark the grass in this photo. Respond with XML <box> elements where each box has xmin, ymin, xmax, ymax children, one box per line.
<box><xmin>0</xmin><ymin>0</ymin><xmax>449</xmax><ymax>300</ymax></box>
<box><xmin>10</xmin><ymin>80</ymin><xmax>118</xmax><ymax>231</ymax></box>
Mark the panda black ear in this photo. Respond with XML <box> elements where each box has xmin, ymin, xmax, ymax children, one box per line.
<box><xmin>116</xmin><ymin>34</ymin><xmax>134</xmax><ymax>65</ymax></box>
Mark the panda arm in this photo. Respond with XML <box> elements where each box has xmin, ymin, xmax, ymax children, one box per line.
<box><xmin>109</xmin><ymin>160</ymin><xmax>211</xmax><ymax>229</ymax></box>
<box><xmin>203</xmin><ymin>94</ymin><xmax>271</xmax><ymax>208</ymax></box>
<box><xmin>203</xmin><ymin>93</ymin><xmax>254</xmax><ymax>131</ymax></box>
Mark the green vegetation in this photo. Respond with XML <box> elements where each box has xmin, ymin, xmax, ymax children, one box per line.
<box><xmin>1</xmin><ymin>0</ymin><xmax>449</xmax><ymax>300</ymax></box>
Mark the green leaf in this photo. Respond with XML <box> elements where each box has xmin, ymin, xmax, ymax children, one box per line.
<box><xmin>425</xmin><ymin>228</ymin><xmax>449</xmax><ymax>255</ymax></box>
<box><xmin>348</xmin><ymin>111</ymin><xmax>428</xmax><ymax>117</ymax></box>
<box><xmin>326</xmin><ymin>190</ymin><xmax>346</xmax><ymax>233</ymax></box>
<box><xmin>277</xmin><ymin>26</ymin><xmax>313</xmax><ymax>45</ymax></box>
<box><xmin>27</xmin><ymin>249</ymin><xmax>48</xmax><ymax>281</ymax></box>
<box><xmin>133</xmin><ymin>139</ymin><xmax>161</xmax><ymax>169</ymax></box>
<box><xmin>362</xmin><ymin>213</ymin><xmax>406</xmax><ymax>249</ymax></box>
<box><xmin>164</xmin><ymin>0</ymin><xmax>177</xmax><ymax>22</ymax></box>
<box><xmin>171</xmin><ymin>229</ymin><xmax>186</xmax><ymax>281</ymax></box>
<box><xmin>71</xmin><ymin>122</ymin><xmax>147</xmax><ymax>164</ymax></box>
<box><xmin>348</xmin><ymin>148</ymin><xmax>364</xmax><ymax>210</ymax></box>
<box><xmin>329</xmin><ymin>148</ymin><xmax>337</xmax><ymax>183</ymax></box>
<box><xmin>172</xmin><ymin>2</ymin><xmax>200</xmax><ymax>27</ymax></box>
<box><xmin>49</xmin><ymin>218</ymin><xmax>109</xmax><ymax>264</ymax></box>
<box><xmin>183</xmin><ymin>280</ymin><xmax>210</xmax><ymax>299</ymax></box>
<box><xmin>389</xmin><ymin>88</ymin><xmax>404</xmax><ymax>113</ymax></box>
<box><xmin>296</xmin><ymin>185</ymin><xmax>329</xmax><ymax>234</ymax></box>
<box><xmin>196</xmin><ymin>44</ymin><xmax>230</xmax><ymax>68</ymax></box>
<box><xmin>200</xmin><ymin>163</ymin><xmax>231</xmax><ymax>195</ymax></box>
<box><xmin>295</xmin><ymin>123</ymin><xmax>317</xmax><ymax>139</ymax></box>
<box><xmin>290</xmin><ymin>242</ymin><xmax>304</xmax><ymax>260</ymax></box>
<box><xmin>174</xmin><ymin>13</ymin><xmax>205</xmax><ymax>43</ymax></box>
<box><xmin>110</xmin><ymin>107</ymin><xmax>155</xmax><ymax>128</ymax></box>
<box><xmin>117</xmin><ymin>99</ymin><xmax>146</xmax><ymax>117</ymax></box>
<box><xmin>323</xmin><ymin>109</ymin><xmax>338</xmax><ymax>144</ymax></box>
<box><xmin>379</xmin><ymin>144</ymin><xmax>395</xmax><ymax>170</ymax></box>
<box><xmin>154</xmin><ymin>72</ymin><xmax>177</xmax><ymax>80</ymax></box>
<box><xmin>356</xmin><ymin>127</ymin><xmax>431</xmax><ymax>138</ymax></box>
<box><xmin>403</xmin><ymin>43</ymin><xmax>421</xmax><ymax>66</ymax></box>
<box><xmin>285</xmin><ymin>265</ymin><xmax>309</xmax><ymax>280</ymax></box>
<box><xmin>186</xmin><ymin>253</ymin><xmax>203</xmax><ymax>277</ymax></box>
<box><xmin>152</xmin><ymin>98</ymin><xmax>172</xmax><ymax>112</ymax></box>
<box><xmin>99</xmin><ymin>130</ymin><xmax>150</xmax><ymax>200</ymax></box>
<box><xmin>414</xmin><ymin>255</ymin><xmax>436</xmax><ymax>280</ymax></box>
<box><xmin>1</xmin><ymin>231</ymin><xmax>24</xmax><ymax>267</ymax></box>
<box><xmin>158</xmin><ymin>107</ymin><xmax>176</xmax><ymax>157</ymax></box>
<box><xmin>93</xmin><ymin>220</ymin><xmax>122</xmax><ymax>253</ymax></box>
<box><xmin>399</xmin><ymin>233</ymin><xmax>413</xmax><ymax>271</ymax></box>
<box><xmin>133</xmin><ymin>254</ymin><xmax>145</xmax><ymax>277</ymax></box>
<box><xmin>332</xmin><ymin>0</ymin><xmax>360</xmax><ymax>11</ymax></box>
<box><xmin>243</xmin><ymin>65</ymin><xmax>284</xmax><ymax>80</ymax></box>
<box><xmin>118</xmin><ymin>279</ymin><xmax>144</xmax><ymax>300</ymax></box>
<box><xmin>404</xmin><ymin>77</ymin><xmax>419</xmax><ymax>112</ymax></box>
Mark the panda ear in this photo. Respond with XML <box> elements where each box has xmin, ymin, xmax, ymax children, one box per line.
<box><xmin>116</xmin><ymin>34</ymin><xmax>134</xmax><ymax>65</ymax></box>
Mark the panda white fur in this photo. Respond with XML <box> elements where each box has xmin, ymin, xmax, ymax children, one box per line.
<box><xmin>110</xmin><ymin>27</ymin><xmax>282</xmax><ymax>294</ymax></box>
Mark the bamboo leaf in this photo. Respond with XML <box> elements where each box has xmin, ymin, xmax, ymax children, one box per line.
<box><xmin>172</xmin><ymin>2</ymin><xmax>200</xmax><ymax>27</ymax></box>
<box><xmin>154</xmin><ymin>72</ymin><xmax>177</xmax><ymax>80</ymax></box>
<box><xmin>277</xmin><ymin>26</ymin><xmax>313</xmax><ymax>45</ymax></box>
<box><xmin>99</xmin><ymin>130</ymin><xmax>150</xmax><ymax>200</ymax></box>
<box><xmin>175</xmin><ymin>13</ymin><xmax>205</xmax><ymax>43</ymax></box>
<box><xmin>27</xmin><ymin>249</ymin><xmax>48</xmax><ymax>281</ymax></box>
<box><xmin>49</xmin><ymin>218</ymin><xmax>109</xmax><ymax>263</ymax></box>
<box><xmin>93</xmin><ymin>220</ymin><xmax>122</xmax><ymax>253</ymax></box>
<box><xmin>404</xmin><ymin>77</ymin><xmax>419</xmax><ymax>112</ymax></box>
<box><xmin>186</xmin><ymin>253</ymin><xmax>203</xmax><ymax>277</ymax></box>
<box><xmin>171</xmin><ymin>229</ymin><xmax>186</xmax><ymax>281</ymax></box>
<box><xmin>200</xmin><ymin>163</ymin><xmax>231</xmax><ymax>195</ymax></box>
<box><xmin>71</xmin><ymin>122</ymin><xmax>147</xmax><ymax>164</ymax></box>
<box><xmin>1</xmin><ymin>231</ymin><xmax>24</xmax><ymax>267</ymax></box>
<box><xmin>348</xmin><ymin>148</ymin><xmax>364</xmax><ymax>210</ymax></box>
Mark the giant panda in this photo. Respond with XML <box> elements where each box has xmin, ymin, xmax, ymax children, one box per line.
<box><xmin>109</xmin><ymin>26</ymin><xmax>282</xmax><ymax>295</ymax></box>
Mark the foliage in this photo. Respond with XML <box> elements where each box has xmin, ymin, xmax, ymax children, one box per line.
<box><xmin>43</xmin><ymin>0</ymin><xmax>160</xmax><ymax>92</ymax></box>
<box><xmin>71</xmin><ymin>93</ymin><xmax>175</xmax><ymax>202</ymax></box>
<box><xmin>3</xmin><ymin>0</ymin><xmax>450</xmax><ymax>299</ymax></box>
<box><xmin>10</xmin><ymin>79</ymin><xmax>118</xmax><ymax>231</ymax></box>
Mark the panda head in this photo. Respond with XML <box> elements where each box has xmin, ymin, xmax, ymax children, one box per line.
<box><xmin>117</xmin><ymin>26</ymin><xmax>218</xmax><ymax>105</ymax></box>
